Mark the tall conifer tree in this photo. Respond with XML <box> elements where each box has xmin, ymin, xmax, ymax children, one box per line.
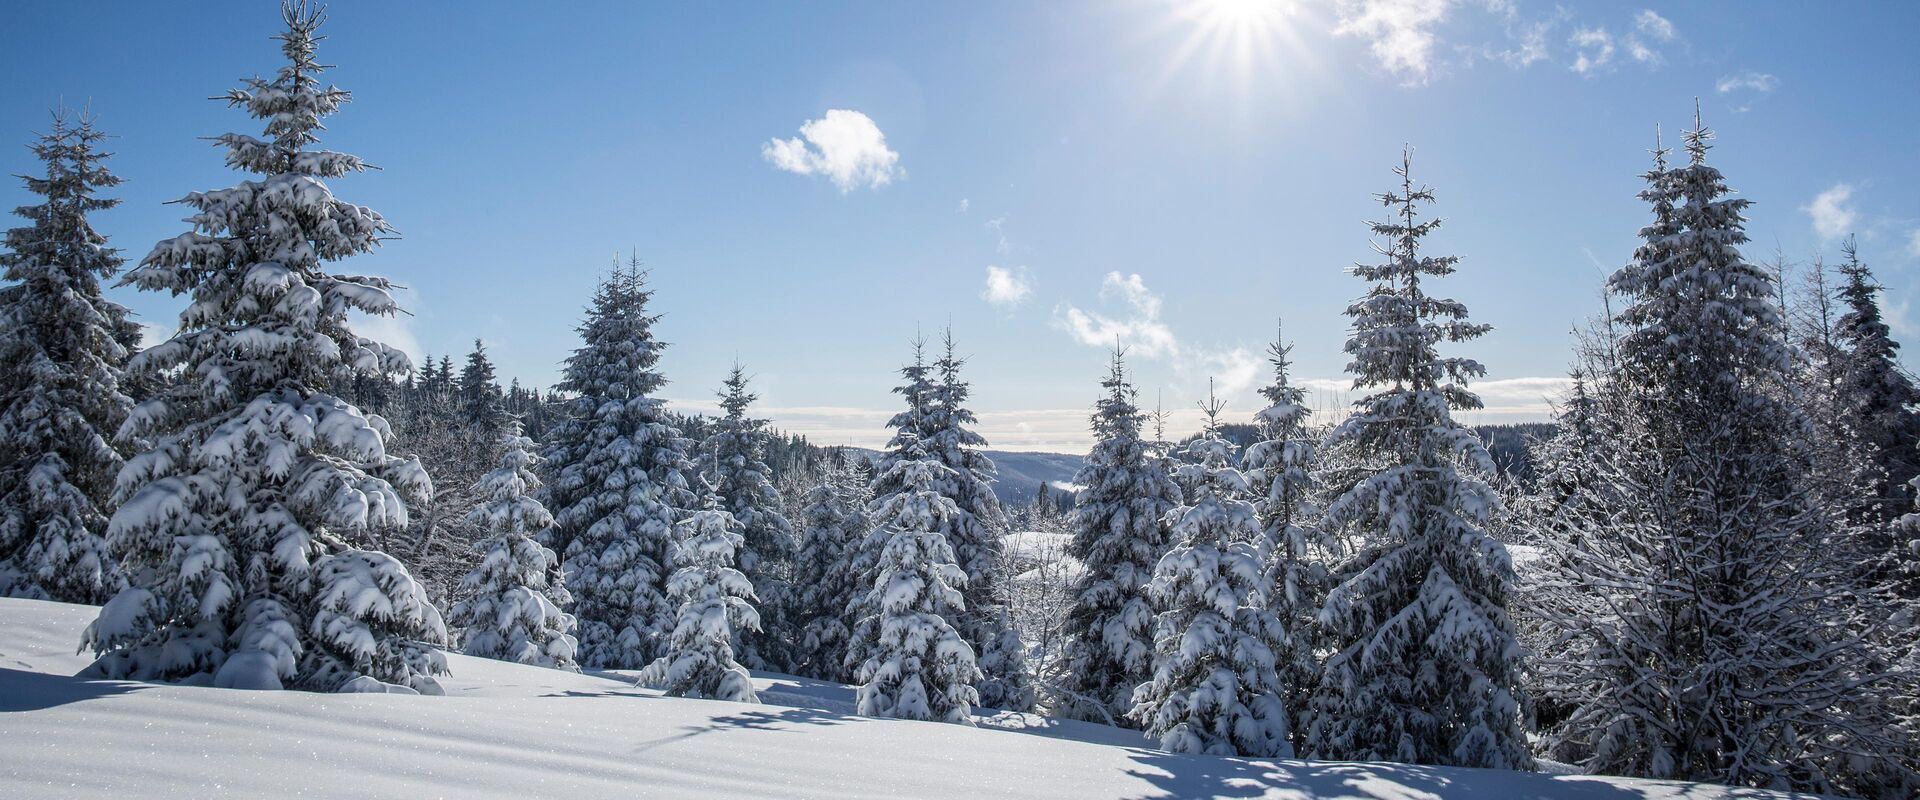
<box><xmin>1306</xmin><ymin>150</ymin><xmax>1531</xmax><ymax>769</ymax></box>
<box><xmin>1539</xmin><ymin>114</ymin><xmax>1915</xmax><ymax>795</ymax></box>
<box><xmin>851</xmin><ymin>443</ymin><xmax>982</xmax><ymax>724</ymax></box>
<box><xmin>700</xmin><ymin>364</ymin><xmax>798</xmax><ymax>672</ymax></box>
<box><xmin>84</xmin><ymin>1</ymin><xmax>446</xmax><ymax>692</ymax></box>
<box><xmin>0</xmin><ymin>113</ymin><xmax>135</xmax><ymax>603</ymax></box>
<box><xmin>541</xmin><ymin>260</ymin><xmax>696</xmax><ymax>668</ymax></box>
<box><xmin>923</xmin><ymin>330</ymin><xmax>1033</xmax><ymax>711</ymax></box>
<box><xmin>1058</xmin><ymin>349</ymin><xmax>1180</xmax><ymax>725</ymax></box>
<box><xmin>1242</xmin><ymin>326</ymin><xmax>1322</xmax><ymax>749</ymax></box>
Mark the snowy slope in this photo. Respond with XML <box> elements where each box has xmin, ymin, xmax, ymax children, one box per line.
<box><xmin>0</xmin><ymin>598</ymin><xmax>1819</xmax><ymax>799</ymax></box>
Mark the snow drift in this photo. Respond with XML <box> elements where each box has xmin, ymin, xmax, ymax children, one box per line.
<box><xmin>0</xmin><ymin>598</ymin><xmax>1821</xmax><ymax>799</ymax></box>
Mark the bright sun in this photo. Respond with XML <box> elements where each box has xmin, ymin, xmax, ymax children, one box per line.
<box><xmin>1191</xmin><ymin>0</ymin><xmax>1295</xmax><ymax>30</ymax></box>
<box><xmin>1150</xmin><ymin>0</ymin><xmax>1312</xmax><ymax>105</ymax></box>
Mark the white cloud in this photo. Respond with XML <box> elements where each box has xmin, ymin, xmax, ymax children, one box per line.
<box><xmin>1469</xmin><ymin>375</ymin><xmax>1578</xmax><ymax>417</ymax></box>
<box><xmin>1626</xmin><ymin>38</ymin><xmax>1659</xmax><ymax>65</ymax></box>
<box><xmin>1620</xmin><ymin>10</ymin><xmax>1676</xmax><ymax>66</ymax></box>
<box><xmin>1339</xmin><ymin>3</ymin><xmax>1678</xmax><ymax>82</ymax></box>
<box><xmin>1334</xmin><ymin>0</ymin><xmax>1455</xmax><ymax>84</ymax></box>
<box><xmin>761</xmin><ymin>109</ymin><xmax>902</xmax><ymax>193</ymax></box>
<box><xmin>957</xmin><ymin>198</ymin><xmax>969</xmax><ymax>213</ymax></box>
<box><xmin>1053</xmin><ymin>272</ymin><xmax>1260</xmax><ymax>400</ymax></box>
<box><xmin>981</xmin><ymin>266</ymin><xmax>1033</xmax><ymax>309</ymax></box>
<box><xmin>1907</xmin><ymin>229</ymin><xmax>1920</xmax><ymax>260</ymax></box>
<box><xmin>1056</xmin><ymin>272</ymin><xmax>1178</xmax><ymax>357</ymax></box>
<box><xmin>1568</xmin><ymin>27</ymin><xmax>1614</xmax><ymax>75</ymax></box>
<box><xmin>1715</xmin><ymin>70</ymin><xmax>1777</xmax><ymax>112</ymax></box>
<box><xmin>1467</xmin><ymin>3</ymin><xmax>1577</xmax><ymax>71</ymax></box>
<box><xmin>1803</xmin><ymin>183</ymin><xmax>1858</xmax><ymax>241</ymax></box>
<box><xmin>1490</xmin><ymin>17</ymin><xmax>1553</xmax><ymax>68</ymax></box>
<box><xmin>1199</xmin><ymin>347</ymin><xmax>1262</xmax><ymax>400</ymax></box>
<box><xmin>1633</xmin><ymin>10</ymin><xmax>1676</xmax><ymax>42</ymax></box>
<box><xmin>1715</xmin><ymin>70</ymin><xmax>1778</xmax><ymax>94</ymax></box>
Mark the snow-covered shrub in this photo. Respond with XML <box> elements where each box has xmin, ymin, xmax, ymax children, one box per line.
<box><xmin>638</xmin><ymin>498</ymin><xmax>759</xmax><ymax>702</ymax></box>
<box><xmin>449</xmin><ymin>425</ymin><xmax>577</xmax><ymax>670</ymax></box>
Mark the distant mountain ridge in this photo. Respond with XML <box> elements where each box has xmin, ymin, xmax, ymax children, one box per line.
<box><xmin>841</xmin><ymin>448</ymin><xmax>1086</xmax><ymax>506</ymax></box>
<box><xmin>840</xmin><ymin>421</ymin><xmax>1554</xmax><ymax>507</ymax></box>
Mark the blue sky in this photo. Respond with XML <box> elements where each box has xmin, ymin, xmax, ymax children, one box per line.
<box><xmin>4</xmin><ymin>1</ymin><xmax>1917</xmax><ymax>452</ymax></box>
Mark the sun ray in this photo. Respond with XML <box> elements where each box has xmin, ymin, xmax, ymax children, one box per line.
<box><xmin>1131</xmin><ymin>0</ymin><xmax>1325</xmax><ymax>118</ymax></box>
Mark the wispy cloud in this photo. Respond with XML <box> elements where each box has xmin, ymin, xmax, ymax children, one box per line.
<box><xmin>982</xmin><ymin>266</ymin><xmax>1033</xmax><ymax>309</ymax></box>
<box><xmin>1056</xmin><ymin>272</ymin><xmax>1179</xmax><ymax>358</ymax></box>
<box><xmin>1907</xmin><ymin>229</ymin><xmax>1920</xmax><ymax>260</ymax></box>
<box><xmin>1485</xmin><ymin>14</ymin><xmax>1554</xmax><ymax>68</ymax></box>
<box><xmin>762</xmin><ymin>109</ymin><xmax>903</xmax><ymax>192</ymax></box>
<box><xmin>1633</xmin><ymin>9</ymin><xmax>1675</xmax><ymax>42</ymax></box>
<box><xmin>1568</xmin><ymin>27</ymin><xmax>1615</xmax><ymax>75</ymax></box>
<box><xmin>1715</xmin><ymin>70</ymin><xmax>1778</xmax><ymax>112</ymax></box>
<box><xmin>1199</xmin><ymin>348</ymin><xmax>1262</xmax><ymax>401</ymax></box>
<box><xmin>1804</xmin><ymin>183</ymin><xmax>1858</xmax><ymax>241</ymax></box>
<box><xmin>985</xmin><ymin>216</ymin><xmax>1014</xmax><ymax>256</ymax></box>
<box><xmin>1054</xmin><ymin>272</ymin><xmax>1261</xmax><ymax>400</ymax></box>
<box><xmin>1334</xmin><ymin>0</ymin><xmax>1455</xmax><ymax>85</ymax></box>
<box><xmin>1716</xmin><ymin>71</ymin><xmax>1779</xmax><ymax>94</ymax></box>
<box><xmin>1347</xmin><ymin>3</ymin><xmax>1675</xmax><ymax>81</ymax></box>
<box><xmin>1622</xmin><ymin>10</ymin><xmax>1677</xmax><ymax>66</ymax></box>
<box><xmin>956</xmin><ymin>198</ymin><xmax>970</xmax><ymax>213</ymax></box>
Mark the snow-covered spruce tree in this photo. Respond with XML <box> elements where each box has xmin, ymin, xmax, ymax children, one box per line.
<box><xmin>1056</xmin><ymin>349</ymin><xmax>1181</xmax><ymax>725</ymax></box>
<box><xmin>1832</xmin><ymin>238</ymin><xmax>1920</xmax><ymax>534</ymax></box>
<box><xmin>842</xmin><ymin>342</ymin><xmax>938</xmax><ymax>677</ymax></box>
<box><xmin>699</xmin><ymin>364</ymin><xmax>797</xmax><ymax>672</ymax></box>
<box><xmin>1518</xmin><ymin>365</ymin><xmax>1605</xmax><ymax>547</ymax></box>
<box><xmin>541</xmin><ymin>259</ymin><xmax>697</xmax><ymax>669</ymax></box>
<box><xmin>1241</xmin><ymin>327</ymin><xmax>1322</xmax><ymax>749</ymax></box>
<box><xmin>81</xmin><ymin>2</ymin><xmax>448</xmax><ymax>693</ymax></box>
<box><xmin>864</xmin><ymin>338</ymin><xmax>936</xmax><ymax>511</ymax></box>
<box><xmin>1540</xmin><ymin>115</ymin><xmax>1916</xmax><ymax>796</ymax></box>
<box><xmin>0</xmin><ymin>113</ymin><xmax>136</xmax><ymax>604</ymax></box>
<box><xmin>458</xmin><ymin>338</ymin><xmax>508</xmax><ymax>438</ymax></box>
<box><xmin>1129</xmin><ymin>389</ymin><xmax>1290</xmax><ymax>757</ymax></box>
<box><xmin>851</xmin><ymin>445</ymin><xmax>982</xmax><ymax>723</ymax></box>
<box><xmin>795</xmin><ymin>456</ymin><xmax>870</xmax><ymax>682</ymax></box>
<box><xmin>1783</xmin><ymin>253</ymin><xmax>1879</xmax><ymax>533</ymax></box>
<box><xmin>448</xmin><ymin>423</ymin><xmax>577</xmax><ymax>670</ymax></box>
<box><xmin>924</xmin><ymin>330</ymin><xmax>1034</xmax><ymax>711</ymax></box>
<box><xmin>637</xmin><ymin>493</ymin><xmax>760</xmax><ymax>702</ymax></box>
<box><xmin>1304</xmin><ymin>150</ymin><xmax>1530</xmax><ymax>769</ymax></box>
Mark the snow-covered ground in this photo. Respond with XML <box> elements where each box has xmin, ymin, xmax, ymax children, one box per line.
<box><xmin>0</xmin><ymin>598</ymin><xmax>1819</xmax><ymax>799</ymax></box>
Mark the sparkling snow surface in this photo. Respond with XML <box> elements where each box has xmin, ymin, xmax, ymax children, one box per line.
<box><xmin>0</xmin><ymin>598</ymin><xmax>1820</xmax><ymax>799</ymax></box>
